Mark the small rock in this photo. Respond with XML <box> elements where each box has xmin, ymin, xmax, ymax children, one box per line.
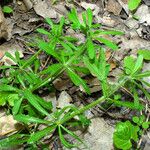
<box><xmin>106</xmin><ymin>0</ymin><xmax>122</xmax><ymax>15</ymax></box>
<box><xmin>57</xmin><ymin>91</ymin><xmax>72</xmax><ymax>109</ymax></box>
<box><xmin>82</xmin><ymin>118</ymin><xmax>114</xmax><ymax>150</ymax></box>
<box><xmin>0</xmin><ymin>115</ymin><xmax>17</xmax><ymax>136</ymax></box>
<box><xmin>97</xmin><ymin>16</ymin><xmax>117</xmax><ymax>27</ymax></box>
<box><xmin>143</xmin><ymin>0</ymin><xmax>150</xmax><ymax>6</ymax></box>
<box><xmin>135</xmin><ymin>4</ymin><xmax>150</xmax><ymax>25</ymax></box>
<box><xmin>0</xmin><ymin>6</ymin><xmax>11</xmax><ymax>40</ymax></box>
<box><xmin>126</xmin><ymin>18</ymin><xmax>139</xmax><ymax>29</ymax></box>
<box><xmin>23</xmin><ymin>0</ymin><xmax>33</xmax><ymax>10</ymax></box>
<box><xmin>80</xmin><ymin>2</ymin><xmax>100</xmax><ymax>16</ymax></box>
<box><xmin>33</xmin><ymin>0</ymin><xmax>57</xmax><ymax>19</ymax></box>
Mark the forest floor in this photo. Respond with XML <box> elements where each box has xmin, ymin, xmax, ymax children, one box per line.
<box><xmin>0</xmin><ymin>0</ymin><xmax>150</xmax><ymax>150</ymax></box>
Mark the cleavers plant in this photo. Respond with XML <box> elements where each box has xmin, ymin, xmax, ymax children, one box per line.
<box><xmin>0</xmin><ymin>8</ymin><xmax>150</xmax><ymax>149</ymax></box>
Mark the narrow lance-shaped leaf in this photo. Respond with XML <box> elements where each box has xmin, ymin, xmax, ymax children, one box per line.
<box><xmin>58</xmin><ymin>125</ymin><xmax>76</xmax><ymax>148</ymax></box>
<box><xmin>131</xmin><ymin>55</ymin><xmax>143</xmax><ymax>75</ymax></box>
<box><xmin>67</xmin><ymin>68</ymin><xmax>90</xmax><ymax>94</ymax></box>
<box><xmin>23</xmin><ymin>90</ymin><xmax>49</xmax><ymax>116</ymax></box>
<box><xmin>94</xmin><ymin>37</ymin><xmax>118</xmax><ymax>50</ymax></box>
<box><xmin>14</xmin><ymin>114</ymin><xmax>50</xmax><ymax>124</ymax></box>
<box><xmin>87</xmin><ymin>38</ymin><xmax>95</xmax><ymax>59</ymax></box>
<box><xmin>28</xmin><ymin>125</ymin><xmax>57</xmax><ymax>144</ymax></box>
<box><xmin>87</xmin><ymin>8</ymin><xmax>93</xmax><ymax>27</ymax></box>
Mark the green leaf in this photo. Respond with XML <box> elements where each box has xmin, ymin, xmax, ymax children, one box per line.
<box><xmin>67</xmin><ymin>68</ymin><xmax>90</xmax><ymax>94</ymax></box>
<box><xmin>131</xmin><ymin>55</ymin><xmax>143</xmax><ymax>75</ymax></box>
<box><xmin>124</xmin><ymin>56</ymin><xmax>135</xmax><ymax>74</ymax></box>
<box><xmin>28</xmin><ymin>125</ymin><xmax>57</xmax><ymax>144</ymax></box>
<box><xmin>23</xmin><ymin>90</ymin><xmax>49</xmax><ymax>116</ymax></box>
<box><xmin>14</xmin><ymin>114</ymin><xmax>50</xmax><ymax>124</ymax></box>
<box><xmin>94</xmin><ymin>30</ymin><xmax>124</xmax><ymax>36</ymax></box>
<box><xmin>40</xmin><ymin>63</ymin><xmax>63</xmax><ymax>75</ymax></box>
<box><xmin>142</xmin><ymin>122</ymin><xmax>149</xmax><ymax>129</ymax></box>
<box><xmin>113</xmin><ymin>121</ymin><xmax>139</xmax><ymax>150</ymax></box>
<box><xmin>87</xmin><ymin>8</ymin><xmax>93</xmax><ymax>27</ymax></box>
<box><xmin>2</xmin><ymin>6</ymin><xmax>13</xmax><ymax>13</ymax></box>
<box><xmin>68</xmin><ymin>8</ymin><xmax>81</xmax><ymax>29</ymax></box>
<box><xmin>134</xmin><ymin>71</ymin><xmax>150</xmax><ymax>78</ymax></box>
<box><xmin>87</xmin><ymin>38</ymin><xmax>95</xmax><ymax>59</ymax></box>
<box><xmin>132</xmin><ymin>116</ymin><xmax>140</xmax><ymax>124</ymax></box>
<box><xmin>0</xmin><ymin>134</ymin><xmax>28</xmax><ymax>148</ymax></box>
<box><xmin>84</xmin><ymin>57</ymin><xmax>103</xmax><ymax>81</ymax></box>
<box><xmin>128</xmin><ymin>0</ymin><xmax>141</xmax><ymax>11</ymax></box>
<box><xmin>58</xmin><ymin>126</ymin><xmax>76</xmax><ymax>148</ymax></box>
<box><xmin>60</xmin><ymin>125</ymin><xmax>84</xmax><ymax>145</ymax></box>
<box><xmin>36</xmin><ymin>28</ymin><xmax>51</xmax><ymax>35</ymax></box>
<box><xmin>12</xmin><ymin>97</ymin><xmax>23</xmax><ymax>115</ymax></box>
<box><xmin>0</xmin><ymin>92</ymin><xmax>19</xmax><ymax>106</ymax></box>
<box><xmin>94</xmin><ymin>37</ymin><xmax>118</xmax><ymax>50</ymax></box>
<box><xmin>137</xmin><ymin>50</ymin><xmax>150</xmax><ymax>60</ymax></box>
<box><xmin>111</xmin><ymin>99</ymin><xmax>144</xmax><ymax>110</ymax></box>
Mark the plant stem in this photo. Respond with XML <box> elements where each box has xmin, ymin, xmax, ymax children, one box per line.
<box><xmin>60</xmin><ymin>76</ymin><xmax>129</xmax><ymax>124</ymax></box>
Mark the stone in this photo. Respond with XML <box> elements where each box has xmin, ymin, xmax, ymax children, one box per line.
<box><xmin>106</xmin><ymin>0</ymin><xmax>122</xmax><ymax>15</ymax></box>
<box><xmin>33</xmin><ymin>0</ymin><xmax>57</xmax><ymax>19</ymax></box>
<box><xmin>135</xmin><ymin>5</ymin><xmax>150</xmax><ymax>25</ymax></box>
<box><xmin>57</xmin><ymin>91</ymin><xmax>72</xmax><ymax>109</ymax></box>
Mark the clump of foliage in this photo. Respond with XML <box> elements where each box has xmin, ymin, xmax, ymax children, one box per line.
<box><xmin>0</xmin><ymin>8</ymin><xmax>150</xmax><ymax>149</ymax></box>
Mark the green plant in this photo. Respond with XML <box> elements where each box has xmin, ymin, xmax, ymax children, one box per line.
<box><xmin>113</xmin><ymin>115</ymin><xmax>150</xmax><ymax>150</ymax></box>
<box><xmin>0</xmin><ymin>8</ymin><xmax>150</xmax><ymax>149</ymax></box>
<box><xmin>128</xmin><ymin>0</ymin><xmax>141</xmax><ymax>11</ymax></box>
<box><xmin>2</xmin><ymin>6</ymin><xmax>13</xmax><ymax>13</ymax></box>
<box><xmin>113</xmin><ymin>120</ymin><xmax>139</xmax><ymax>150</ymax></box>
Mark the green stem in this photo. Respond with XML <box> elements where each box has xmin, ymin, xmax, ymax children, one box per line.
<box><xmin>60</xmin><ymin>76</ymin><xmax>129</xmax><ymax>124</ymax></box>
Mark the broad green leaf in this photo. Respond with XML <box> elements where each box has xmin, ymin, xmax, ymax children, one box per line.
<box><xmin>28</xmin><ymin>125</ymin><xmax>57</xmax><ymax>144</ymax></box>
<box><xmin>87</xmin><ymin>38</ymin><xmax>95</xmax><ymax>59</ymax></box>
<box><xmin>128</xmin><ymin>0</ymin><xmax>141</xmax><ymax>11</ymax></box>
<box><xmin>23</xmin><ymin>90</ymin><xmax>49</xmax><ymax>116</ymax></box>
<box><xmin>2</xmin><ymin>6</ymin><xmax>13</xmax><ymax>13</ymax></box>
<box><xmin>14</xmin><ymin>114</ymin><xmax>50</xmax><ymax>124</ymax></box>
<box><xmin>131</xmin><ymin>55</ymin><xmax>143</xmax><ymax>75</ymax></box>
<box><xmin>94</xmin><ymin>37</ymin><xmax>118</xmax><ymax>50</ymax></box>
<box><xmin>67</xmin><ymin>68</ymin><xmax>90</xmax><ymax>94</ymax></box>
<box><xmin>0</xmin><ymin>84</ymin><xmax>19</xmax><ymax>92</ymax></box>
<box><xmin>113</xmin><ymin>121</ymin><xmax>139</xmax><ymax>150</ymax></box>
<box><xmin>137</xmin><ymin>50</ymin><xmax>150</xmax><ymax>60</ymax></box>
<box><xmin>124</xmin><ymin>56</ymin><xmax>135</xmax><ymax>74</ymax></box>
<box><xmin>132</xmin><ymin>116</ymin><xmax>140</xmax><ymax>124</ymax></box>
